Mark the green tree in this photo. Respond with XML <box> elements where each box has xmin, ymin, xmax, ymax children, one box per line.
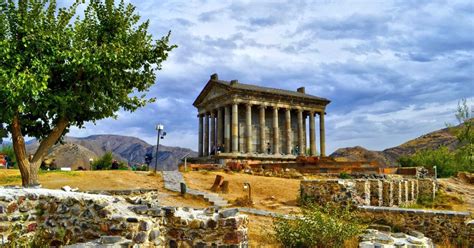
<box><xmin>451</xmin><ymin>99</ymin><xmax>473</xmax><ymax>169</ymax></box>
<box><xmin>0</xmin><ymin>0</ymin><xmax>176</xmax><ymax>186</ymax></box>
<box><xmin>92</xmin><ymin>151</ymin><xmax>113</xmax><ymax>170</ymax></box>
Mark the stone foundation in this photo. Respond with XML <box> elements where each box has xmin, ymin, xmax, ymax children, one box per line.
<box><xmin>358</xmin><ymin>206</ymin><xmax>473</xmax><ymax>244</ymax></box>
<box><xmin>0</xmin><ymin>188</ymin><xmax>248</xmax><ymax>247</ymax></box>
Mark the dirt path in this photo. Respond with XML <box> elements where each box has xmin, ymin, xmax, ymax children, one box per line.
<box><xmin>438</xmin><ymin>177</ymin><xmax>474</xmax><ymax>213</ymax></box>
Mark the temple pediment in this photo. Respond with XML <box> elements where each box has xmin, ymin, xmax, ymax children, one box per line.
<box><xmin>193</xmin><ymin>80</ymin><xmax>230</xmax><ymax>107</ymax></box>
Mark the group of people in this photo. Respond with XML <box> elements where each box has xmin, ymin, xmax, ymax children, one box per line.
<box><xmin>0</xmin><ymin>154</ymin><xmax>12</xmax><ymax>168</ymax></box>
<box><xmin>211</xmin><ymin>144</ymin><xmax>225</xmax><ymax>155</ymax></box>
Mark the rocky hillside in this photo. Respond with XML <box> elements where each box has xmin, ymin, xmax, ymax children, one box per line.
<box><xmin>26</xmin><ymin>135</ymin><xmax>197</xmax><ymax>170</ymax></box>
<box><xmin>330</xmin><ymin>123</ymin><xmax>462</xmax><ymax>166</ymax></box>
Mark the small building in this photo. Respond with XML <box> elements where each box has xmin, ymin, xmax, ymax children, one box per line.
<box><xmin>193</xmin><ymin>73</ymin><xmax>330</xmax><ymax>161</ymax></box>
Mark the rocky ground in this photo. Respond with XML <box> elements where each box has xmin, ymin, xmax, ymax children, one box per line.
<box><xmin>439</xmin><ymin>176</ymin><xmax>474</xmax><ymax>212</ymax></box>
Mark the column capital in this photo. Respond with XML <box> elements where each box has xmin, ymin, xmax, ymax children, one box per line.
<box><xmin>245</xmin><ymin>102</ymin><xmax>253</xmax><ymax>107</ymax></box>
<box><xmin>259</xmin><ymin>104</ymin><xmax>267</xmax><ymax>109</ymax></box>
<box><xmin>273</xmin><ymin>105</ymin><xmax>279</xmax><ymax>110</ymax></box>
<box><xmin>210</xmin><ymin>111</ymin><xmax>215</xmax><ymax>117</ymax></box>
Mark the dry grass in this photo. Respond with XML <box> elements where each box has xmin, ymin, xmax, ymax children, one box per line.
<box><xmin>0</xmin><ymin>169</ymin><xmax>163</xmax><ymax>190</ymax></box>
<box><xmin>183</xmin><ymin>171</ymin><xmax>301</xmax><ymax>214</ymax></box>
<box><xmin>247</xmin><ymin>215</ymin><xmax>280</xmax><ymax>247</ymax></box>
<box><xmin>0</xmin><ymin>169</ymin><xmax>209</xmax><ymax>208</ymax></box>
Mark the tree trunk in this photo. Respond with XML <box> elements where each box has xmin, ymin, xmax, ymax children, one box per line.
<box><xmin>11</xmin><ymin>114</ymin><xmax>30</xmax><ymax>186</ymax></box>
<box><xmin>11</xmin><ymin>113</ymin><xmax>69</xmax><ymax>187</ymax></box>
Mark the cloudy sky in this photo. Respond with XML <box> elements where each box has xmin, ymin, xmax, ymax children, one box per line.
<box><xmin>66</xmin><ymin>0</ymin><xmax>473</xmax><ymax>153</ymax></box>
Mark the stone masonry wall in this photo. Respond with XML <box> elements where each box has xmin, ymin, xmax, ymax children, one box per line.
<box><xmin>0</xmin><ymin>188</ymin><xmax>248</xmax><ymax>247</ymax></box>
<box><xmin>300</xmin><ymin>178</ymin><xmax>435</xmax><ymax>208</ymax></box>
<box><xmin>357</xmin><ymin>206</ymin><xmax>473</xmax><ymax>244</ymax></box>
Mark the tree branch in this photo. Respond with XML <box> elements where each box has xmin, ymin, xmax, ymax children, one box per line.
<box><xmin>32</xmin><ymin>116</ymin><xmax>69</xmax><ymax>164</ymax></box>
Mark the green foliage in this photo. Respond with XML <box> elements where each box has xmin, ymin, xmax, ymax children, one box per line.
<box><xmin>273</xmin><ymin>204</ymin><xmax>365</xmax><ymax>248</ymax></box>
<box><xmin>398</xmin><ymin>99</ymin><xmax>474</xmax><ymax>177</ymax></box>
<box><xmin>339</xmin><ymin>172</ymin><xmax>352</xmax><ymax>179</ymax></box>
<box><xmin>398</xmin><ymin>146</ymin><xmax>464</xmax><ymax>177</ymax></box>
<box><xmin>92</xmin><ymin>151</ymin><xmax>113</xmax><ymax>170</ymax></box>
<box><xmin>118</xmin><ymin>161</ymin><xmax>129</xmax><ymax>170</ymax></box>
<box><xmin>134</xmin><ymin>164</ymin><xmax>148</xmax><ymax>171</ymax></box>
<box><xmin>0</xmin><ymin>0</ymin><xmax>175</xmax><ymax>185</ymax></box>
<box><xmin>0</xmin><ymin>0</ymin><xmax>176</xmax><ymax>138</ymax></box>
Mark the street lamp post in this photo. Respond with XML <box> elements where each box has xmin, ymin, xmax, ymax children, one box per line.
<box><xmin>154</xmin><ymin>124</ymin><xmax>166</xmax><ymax>174</ymax></box>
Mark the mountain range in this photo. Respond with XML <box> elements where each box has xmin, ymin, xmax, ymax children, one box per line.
<box><xmin>329</xmin><ymin>123</ymin><xmax>462</xmax><ymax>166</ymax></box>
<box><xmin>26</xmin><ymin>135</ymin><xmax>197</xmax><ymax>170</ymax></box>
<box><xmin>12</xmin><ymin>120</ymin><xmax>467</xmax><ymax>170</ymax></box>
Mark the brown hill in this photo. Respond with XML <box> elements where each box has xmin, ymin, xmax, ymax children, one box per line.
<box><xmin>330</xmin><ymin>123</ymin><xmax>461</xmax><ymax>166</ymax></box>
<box><xmin>27</xmin><ymin>135</ymin><xmax>197</xmax><ymax>170</ymax></box>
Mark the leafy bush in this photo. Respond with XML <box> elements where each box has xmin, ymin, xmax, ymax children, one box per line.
<box><xmin>92</xmin><ymin>152</ymin><xmax>114</xmax><ymax>170</ymax></box>
<box><xmin>339</xmin><ymin>172</ymin><xmax>352</xmax><ymax>179</ymax></box>
<box><xmin>398</xmin><ymin>146</ymin><xmax>466</xmax><ymax>177</ymax></box>
<box><xmin>273</xmin><ymin>204</ymin><xmax>365</xmax><ymax>248</ymax></box>
<box><xmin>118</xmin><ymin>161</ymin><xmax>129</xmax><ymax>170</ymax></box>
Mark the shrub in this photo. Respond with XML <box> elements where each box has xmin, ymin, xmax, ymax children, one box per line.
<box><xmin>398</xmin><ymin>146</ymin><xmax>472</xmax><ymax>177</ymax></box>
<box><xmin>273</xmin><ymin>204</ymin><xmax>365</xmax><ymax>248</ymax></box>
<box><xmin>339</xmin><ymin>172</ymin><xmax>352</xmax><ymax>179</ymax></box>
<box><xmin>92</xmin><ymin>152</ymin><xmax>114</xmax><ymax>170</ymax></box>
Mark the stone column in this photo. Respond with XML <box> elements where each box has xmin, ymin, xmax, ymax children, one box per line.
<box><xmin>319</xmin><ymin>111</ymin><xmax>326</xmax><ymax>157</ymax></box>
<box><xmin>246</xmin><ymin>104</ymin><xmax>252</xmax><ymax>154</ymax></box>
<box><xmin>297</xmin><ymin>109</ymin><xmax>304</xmax><ymax>156</ymax></box>
<box><xmin>285</xmin><ymin>108</ymin><xmax>292</xmax><ymax>155</ymax></box>
<box><xmin>198</xmin><ymin>114</ymin><xmax>203</xmax><ymax>157</ymax></box>
<box><xmin>273</xmin><ymin>107</ymin><xmax>280</xmax><ymax>155</ymax></box>
<box><xmin>224</xmin><ymin>106</ymin><xmax>231</xmax><ymax>153</ymax></box>
<box><xmin>259</xmin><ymin>105</ymin><xmax>266</xmax><ymax>154</ymax></box>
<box><xmin>303</xmin><ymin>113</ymin><xmax>307</xmax><ymax>154</ymax></box>
<box><xmin>210</xmin><ymin>111</ymin><xmax>216</xmax><ymax>154</ymax></box>
<box><xmin>217</xmin><ymin>108</ymin><xmax>223</xmax><ymax>148</ymax></box>
<box><xmin>231</xmin><ymin>103</ymin><xmax>239</xmax><ymax>153</ymax></box>
<box><xmin>204</xmin><ymin>113</ymin><xmax>209</xmax><ymax>156</ymax></box>
<box><xmin>309</xmin><ymin>111</ymin><xmax>316</xmax><ymax>156</ymax></box>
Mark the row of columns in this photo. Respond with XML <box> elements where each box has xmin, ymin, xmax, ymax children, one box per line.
<box><xmin>198</xmin><ymin>103</ymin><xmax>326</xmax><ymax>157</ymax></box>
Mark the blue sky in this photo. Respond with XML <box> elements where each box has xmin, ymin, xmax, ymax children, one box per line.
<box><xmin>66</xmin><ymin>0</ymin><xmax>474</xmax><ymax>153</ymax></box>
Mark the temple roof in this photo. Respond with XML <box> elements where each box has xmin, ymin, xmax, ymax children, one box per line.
<box><xmin>193</xmin><ymin>74</ymin><xmax>331</xmax><ymax>107</ymax></box>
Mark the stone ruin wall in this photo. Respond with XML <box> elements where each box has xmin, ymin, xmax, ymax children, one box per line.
<box><xmin>300</xmin><ymin>178</ymin><xmax>473</xmax><ymax>243</ymax></box>
<box><xmin>0</xmin><ymin>188</ymin><xmax>248</xmax><ymax>247</ymax></box>
<box><xmin>358</xmin><ymin>206</ymin><xmax>473</xmax><ymax>243</ymax></box>
<box><xmin>300</xmin><ymin>178</ymin><xmax>436</xmax><ymax>207</ymax></box>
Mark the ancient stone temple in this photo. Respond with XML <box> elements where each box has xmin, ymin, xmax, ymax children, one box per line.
<box><xmin>193</xmin><ymin>73</ymin><xmax>330</xmax><ymax>160</ymax></box>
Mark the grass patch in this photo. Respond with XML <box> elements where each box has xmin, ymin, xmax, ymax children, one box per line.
<box><xmin>39</xmin><ymin>170</ymin><xmax>79</xmax><ymax>177</ymax></box>
<box><xmin>401</xmin><ymin>190</ymin><xmax>464</xmax><ymax>210</ymax></box>
<box><xmin>0</xmin><ymin>174</ymin><xmax>22</xmax><ymax>184</ymax></box>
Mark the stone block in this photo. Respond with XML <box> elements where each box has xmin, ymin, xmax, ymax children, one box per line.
<box><xmin>133</xmin><ymin>231</ymin><xmax>148</xmax><ymax>244</ymax></box>
<box><xmin>100</xmin><ymin>236</ymin><xmax>123</xmax><ymax>244</ymax></box>
<box><xmin>219</xmin><ymin>208</ymin><xmax>239</xmax><ymax>218</ymax></box>
<box><xmin>139</xmin><ymin>220</ymin><xmax>152</xmax><ymax>231</ymax></box>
